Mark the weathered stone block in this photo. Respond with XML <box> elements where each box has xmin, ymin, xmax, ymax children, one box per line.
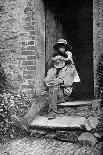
<box><xmin>29</xmin><ymin>36</ymin><xmax>35</xmax><ymax>40</ymax></box>
<box><xmin>23</xmin><ymin>70</ymin><xmax>35</xmax><ymax>75</ymax></box>
<box><xmin>87</xmin><ymin>116</ymin><xmax>99</xmax><ymax>129</ymax></box>
<box><xmin>19</xmin><ymin>33</ymin><xmax>28</xmax><ymax>37</ymax></box>
<box><xmin>24</xmin><ymin>26</ymin><xmax>34</xmax><ymax>31</ymax></box>
<box><xmin>27</xmin><ymin>80</ymin><xmax>35</xmax><ymax>85</ymax></box>
<box><xmin>23</xmin><ymin>75</ymin><xmax>34</xmax><ymax>79</ymax></box>
<box><xmin>9</xmin><ymin>82</ymin><xmax>20</xmax><ymax>91</ymax></box>
<box><xmin>28</xmin><ymin>41</ymin><xmax>35</xmax><ymax>45</ymax></box>
<box><xmin>22</xmin><ymin>42</ymin><xmax>28</xmax><ymax>45</ymax></box>
<box><xmin>21</xmin><ymin>84</ymin><xmax>34</xmax><ymax>89</ymax></box>
<box><xmin>26</xmin><ymin>90</ymin><xmax>36</xmax><ymax>98</ymax></box>
<box><xmin>24</xmin><ymin>15</ymin><xmax>35</xmax><ymax>21</ymax></box>
<box><xmin>22</xmin><ymin>46</ymin><xmax>35</xmax><ymax>50</ymax></box>
<box><xmin>27</xmin><ymin>65</ymin><xmax>36</xmax><ymax>70</ymax></box>
<box><xmin>25</xmin><ymin>21</ymin><xmax>36</xmax><ymax>27</ymax></box>
<box><xmin>78</xmin><ymin>132</ymin><xmax>98</xmax><ymax>146</ymax></box>
<box><xmin>22</xmin><ymin>60</ymin><xmax>35</xmax><ymax>65</ymax></box>
<box><xmin>24</xmin><ymin>7</ymin><xmax>32</xmax><ymax>13</ymax></box>
<box><xmin>29</xmin><ymin>31</ymin><xmax>35</xmax><ymax>35</ymax></box>
<box><xmin>56</xmin><ymin>131</ymin><xmax>78</xmax><ymax>143</ymax></box>
<box><xmin>21</xmin><ymin>50</ymin><xmax>35</xmax><ymax>55</ymax></box>
<box><xmin>27</xmin><ymin>55</ymin><xmax>36</xmax><ymax>60</ymax></box>
<box><xmin>31</xmin><ymin>116</ymin><xmax>91</xmax><ymax>131</ymax></box>
<box><xmin>26</xmin><ymin>89</ymin><xmax>36</xmax><ymax>95</ymax></box>
<box><xmin>32</xmin><ymin>21</ymin><xmax>36</xmax><ymax>25</ymax></box>
<box><xmin>24</xmin><ymin>16</ymin><xmax>32</xmax><ymax>22</ymax></box>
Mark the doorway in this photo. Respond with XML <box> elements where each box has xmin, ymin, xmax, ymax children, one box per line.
<box><xmin>45</xmin><ymin>0</ymin><xmax>93</xmax><ymax>100</ymax></box>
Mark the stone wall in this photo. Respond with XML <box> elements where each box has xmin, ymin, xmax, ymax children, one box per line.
<box><xmin>0</xmin><ymin>0</ymin><xmax>45</xmax><ymax>97</ymax></box>
<box><xmin>93</xmin><ymin>0</ymin><xmax>103</xmax><ymax>99</ymax></box>
<box><xmin>45</xmin><ymin>9</ymin><xmax>64</xmax><ymax>72</ymax></box>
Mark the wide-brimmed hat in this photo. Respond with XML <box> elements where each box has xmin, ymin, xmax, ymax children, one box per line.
<box><xmin>53</xmin><ymin>39</ymin><xmax>72</xmax><ymax>51</ymax></box>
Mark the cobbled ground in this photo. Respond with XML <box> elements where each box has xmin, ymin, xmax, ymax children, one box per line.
<box><xmin>0</xmin><ymin>137</ymin><xmax>102</xmax><ymax>155</ymax></box>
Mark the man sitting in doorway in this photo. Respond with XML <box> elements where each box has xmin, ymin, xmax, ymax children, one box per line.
<box><xmin>11</xmin><ymin>39</ymin><xmax>80</xmax><ymax>131</ymax></box>
<box><xmin>52</xmin><ymin>39</ymin><xmax>80</xmax><ymax>99</ymax></box>
<box><xmin>44</xmin><ymin>53</ymin><xmax>80</xmax><ymax>119</ymax></box>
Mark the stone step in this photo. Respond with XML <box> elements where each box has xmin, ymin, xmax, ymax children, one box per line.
<box><xmin>30</xmin><ymin>115</ymin><xmax>91</xmax><ymax>131</ymax></box>
<box><xmin>58</xmin><ymin>99</ymin><xmax>101</xmax><ymax>107</ymax></box>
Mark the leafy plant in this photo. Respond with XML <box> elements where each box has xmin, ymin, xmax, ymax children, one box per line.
<box><xmin>0</xmin><ymin>63</ymin><xmax>33</xmax><ymax>144</ymax></box>
<box><xmin>0</xmin><ymin>90</ymin><xmax>33</xmax><ymax>144</ymax></box>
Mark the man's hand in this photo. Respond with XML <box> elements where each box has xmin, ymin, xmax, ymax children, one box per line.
<box><xmin>46</xmin><ymin>78</ymin><xmax>63</xmax><ymax>87</ymax></box>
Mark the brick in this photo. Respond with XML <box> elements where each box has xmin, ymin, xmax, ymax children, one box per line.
<box><xmin>23</xmin><ymin>70</ymin><xmax>35</xmax><ymax>75</ymax></box>
<box><xmin>27</xmin><ymin>55</ymin><xmax>36</xmax><ymax>60</ymax></box>
<box><xmin>25</xmin><ymin>21</ymin><xmax>36</xmax><ymax>27</ymax></box>
<box><xmin>22</xmin><ymin>41</ymin><xmax>35</xmax><ymax>45</ymax></box>
<box><xmin>17</xmin><ymin>57</ymin><xmax>26</xmax><ymax>60</ymax></box>
<box><xmin>8</xmin><ymin>36</ymin><xmax>18</xmax><ymax>40</ymax></box>
<box><xmin>24</xmin><ymin>17</ymin><xmax>32</xmax><ymax>22</ymax></box>
<box><xmin>26</xmin><ymin>89</ymin><xmax>36</xmax><ymax>94</ymax></box>
<box><xmin>22</xmin><ymin>42</ymin><xmax>27</xmax><ymax>45</ymax></box>
<box><xmin>27</xmin><ymin>80</ymin><xmax>35</xmax><ymax>84</ymax></box>
<box><xmin>21</xmin><ymin>84</ymin><xmax>34</xmax><ymax>89</ymax></box>
<box><xmin>28</xmin><ymin>41</ymin><xmax>35</xmax><ymax>45</ymax></box>
<box><xmin>24</xmin><ymin>13</ymin><xmax>35</xmax><ymax>20</ymax></box>
<box><xmin>10</xmin><ymin>49</ymin><xmax>17</xmax><ymax>53</ymax></box>
<box><xmin>23</xmin><ymin>75</ymin><xmax>34</xmax><ymax>79</ymax></box>
<box><xmin>29</xmin><ymin>31</ymin><xmax>35</xmax><ymax>35</ymax></box>
<box><xmin>27</xmin><ymin>65</ymin><xmax>36</xmax><ymax>70</ymax></box>
<box><xmin>20</xmin><ymin>33</ymin><xmax>28</xmax><ymax>37</ymax></box>
<box><xmin>22</xmin><ymin>60</ymin><xmax>35</xmax><ymax>65</ymax></box>
<box><xmin>24</xmin><ymin>7</ymin><xmax>32</xmax><ymax>13</ymax></box>
<box><xmin>22</xmin><ymin>46</ymin><xmax>35</xmax><ymax>50</ymax></box>
<box><xmin>24</xmin><ymin>11</ymin><xmax>33</xmax><ymax>17</ymax></box>
<box><xmin>21</xmin><ymin>50</ymin><xmax>35</xmax><ymax>55</ymax></box>
<box><xmin>29</xmin><ymin>36</ymin><xmax>35</xmax><ymax>40</ymax></box>
<box><xmin>24</xmin><ymin>26</ymin><xmax>34</xmax><ymax>30</ymax></box>
<box><xmin>32</xmin><ymin>21</ymin><xmax>36</xmax><ymax>25</ymax></box>
<box><xmin>27</xmin><ymin>46</ymin><xmax>35</xmax><ymax>50</ymax></box>
<box><xmin>26</xmin><ymin>90</ymin><xmax>36</xmax><ymax>98</ymax></box>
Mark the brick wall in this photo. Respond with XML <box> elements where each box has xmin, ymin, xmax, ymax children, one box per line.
<box><xmin>0</xmin><ymin>0</ymin><xmax>45</xmax><ymax>97</ymax></box>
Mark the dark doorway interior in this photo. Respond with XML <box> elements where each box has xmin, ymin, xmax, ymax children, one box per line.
<box><xmin>45</xmin><ymin>0</ymin><xmax>93</xmax><ymax>100</ymax></box>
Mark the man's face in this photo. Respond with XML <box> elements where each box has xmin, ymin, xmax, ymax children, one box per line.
<box><xmin>54</xmin><ymin>59</ymin><xmax>65</xmax><ymax>69</ymax></box>
<box><xmin>58</xmin><ymin>46</ymin><xmax>66</xmax><ymax>53</ymax></box>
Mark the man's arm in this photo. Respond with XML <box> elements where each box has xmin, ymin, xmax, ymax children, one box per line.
<box><xmin>44</xmin><ymin>68</ymin><xmax>57</xmax><ymax>87</ymax></box>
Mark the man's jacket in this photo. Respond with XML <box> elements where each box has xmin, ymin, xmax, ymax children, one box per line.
<box><xmin>44</xmin><ymin>64</ymin><xmax>80</xmax><ymax>95</ymax></box>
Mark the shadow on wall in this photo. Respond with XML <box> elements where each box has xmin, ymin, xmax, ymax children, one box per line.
<box><xmin>0</xmin><ymin>64</ymin><xmax>8</xmax><ymax>94</ymax></box>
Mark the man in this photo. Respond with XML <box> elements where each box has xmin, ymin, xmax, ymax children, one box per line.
<box><xmin>11</xmin><ymin>40</ymin><xmax>80</xmax><ymax>131</ymax></box>
<box><xmin>44</xmin><ymin>53</ymin><xmax>80</xmax><ymax>119</ymax></box>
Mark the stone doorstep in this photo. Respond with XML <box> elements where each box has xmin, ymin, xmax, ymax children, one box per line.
<box><xmin>30</xmin><ymin>115</ymin><xmax>92</xmax><ymax>131</ymax></box>
<box><xmin>59</xmin><ymin>99</ymin><xmax>101</xmax><ymax>107</ymax></box>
